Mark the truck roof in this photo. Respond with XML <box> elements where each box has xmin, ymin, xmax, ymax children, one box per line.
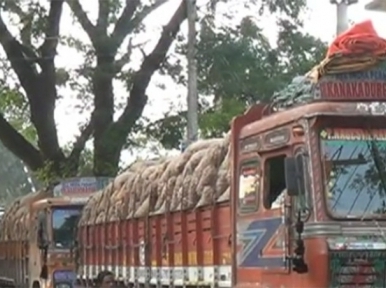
<box><xmin>240</xmin><ymin>101</ymin><xmax>371</xmax><ymax>139</ymax></box>
<box><xmin>32</xmin><ymin>197</ymin><xmax>88</xmax><ymax>209</ymax></box>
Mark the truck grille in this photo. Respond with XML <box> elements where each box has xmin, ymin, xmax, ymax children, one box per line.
<box><xmin>329</xmin><ymin>249</ymin><xmax>386</xmax><ymax>287</ymax></box>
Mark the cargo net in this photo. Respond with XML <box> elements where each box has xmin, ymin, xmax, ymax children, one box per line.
<box><xmin>78</xmin><ymin>135</ymin><xmax>231</xmax><ymax>226</ymax></box>
<box><xmin>270</xmin><ymin>20</ymin><xmax>386</xmax><ymax>111</ymax></box>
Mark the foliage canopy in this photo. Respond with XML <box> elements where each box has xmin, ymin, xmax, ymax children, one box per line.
<box><xmin>0</xmin><ymin>0</ymin><xmax>327</xmax><ymax>183</ymax></box>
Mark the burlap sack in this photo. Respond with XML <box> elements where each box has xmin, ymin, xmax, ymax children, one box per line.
<box><xmin>217</xmin><ymin>187</ymin><xmax>230</xmax><ymax>202</ymax></box>
<box><xmin>0</xmin><ymin>189</ymin><xmax>51</xmax><ymax>241</ymax></box>
<box><xmin>79</xmin><ymin>137</ymin><xmax>233</xmax><ymax>226</ymax></box>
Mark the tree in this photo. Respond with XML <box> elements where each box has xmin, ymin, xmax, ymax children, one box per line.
<box><xmin>0</xmin><ymin>0</ymin><xmax>188</xmax><ymax>180</ymax></box>
<box><xmin>0</xmin><ymin>142</ymin><xmax>39</xmax><ymax>204</ymax></box>
<box><xmin>144</xmin><ymin>0</ymin><xmax>328</xmax><ymax>148</ymax></box>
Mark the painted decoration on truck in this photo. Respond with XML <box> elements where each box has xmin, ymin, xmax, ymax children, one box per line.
<box><xmin>53</xmin><ymin>270</ymin><xmax>76</xmax><ymax>281</ymax></box>
<box><xmin>315</xmin><ymin>63</ymin><xmax>386</xmax><ymax>101</ymax></box>
<box><xmin>356</xmin><ymin>102</ymin><xmax>386</xmax><ymax>115</ymax></box>
<box><xmin>327</xmin><ymin>236</ymin><xmax>386</xmax><ymax>250</ymax></box>
<box><xmin>329</xmin><ymin>249</ymin><xmax>386</xmax><ymax>287</ymax></box>
<box><xmin>320</xmin><ymin>128</ymin><xmax>386</xmax><ymax>141</ymax></box>
<box><xmin>240</xmin><ymin>135</ymin><xmax>261</xmax><ymax>153</ymax></box>
<box><xmin>53</xmin><ymin>177</ymin><xmax>113</xmax><ymax>198</ymax></box>
<box><xmin>237</xmin><ymin>217</ymin><xmax>285</xmax><ymax>268</ymax></box>
<box><xmin>263</xmin><ymin>128</ymin><xmax>290</xmax><ymax>148</ymax></box>
<box><xmin>239</xmin><ymin>160</ymin><xmax>260</xmax><ymax>213</ymax></box>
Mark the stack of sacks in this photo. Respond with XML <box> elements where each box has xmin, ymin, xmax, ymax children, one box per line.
<box><xmin>78</xmin><ymin>158</ymin><xmax>168</xmax><ymax>225</ymax></box>
<box><xmin>0</xmin><ymin>189</ymin><xmax>50</xmax><ymax>241</ymax></box>
<box><xmin>78</xmin><ymin>135</ymin><xmax>231</xmax><ymax>226</ymax></box>
<box><xmin>216</xmin><ymin>136</ymin><xmax>231</xmax><ymax>203</ymax></box>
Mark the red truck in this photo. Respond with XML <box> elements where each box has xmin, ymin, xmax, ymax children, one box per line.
<box><xmin>75</xmin><ymin>64</ymin><xmax>386</xmax><ymax>287</ymax></box>
<box><xmin>0</xmin><ymin>177</ymin><xmax>111</xmax><ymax>288</ymax></box>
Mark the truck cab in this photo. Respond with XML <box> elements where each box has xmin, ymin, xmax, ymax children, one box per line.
<box><xmin>0</xmin><ymin>177</ymin><xmax>111</xmax><ymax>288</ymax></box>
<box><xmin>31</xmin><ymin>198</ymin><xmax>84</xmax><ymax>288</ymax></box>
<box><xmin>231</xmin><ymin>66</ymin><xmax>386</xmax><ymax>287</ymax></box>
<box><xmin>29</xmin><ymin>177</ymin><xmax>112</xmax><ymax>288</ymax></box>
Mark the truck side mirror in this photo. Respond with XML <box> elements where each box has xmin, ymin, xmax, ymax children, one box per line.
<box><xmin>284</xmin><ymin>155</ymin><xmax>306</xmax><ymax>196</ymax></box>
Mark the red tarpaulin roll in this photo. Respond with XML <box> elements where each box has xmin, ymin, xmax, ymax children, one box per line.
<box><xmin>326</xmin><ymin>20</ymin><xmax>386</xmax><ymax>58</ymax></box>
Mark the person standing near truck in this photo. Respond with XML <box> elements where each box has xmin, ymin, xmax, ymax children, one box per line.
<box><xmin>95</xmin><ymin>271</ymin><xmax>115</xmax><ymax>288</ymax></box>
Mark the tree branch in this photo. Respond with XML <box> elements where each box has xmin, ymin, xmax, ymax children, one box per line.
<box><xmin>0</xmin><ymin>13</ymin><xmax>39</xmax><ymax>97</ymax></box>
<box><xmin>114</xmin><ymin>39</ymin><xmax>150</xmax><ymax>73</ymax></box>
<box><xmin>66</xmin><ymin>0</ymin><xmax>98</xmax><ymax>44</ymax></box>
<box><xmin>32</xmin><ymin>0</ymin><xmax>66</xmax><ymax>164</ymax></box>
<box><xmin>111</xmin><ymin>0</ymin><xmax>170</xmax><ymax>50</ymax></box>
<box><xmin>110</xmin><ymin>0</ymin><xmax>140</xmax><ymax>48</ymax></box>
<box><xmin>39</xmin><ymin>0</ymin><xmax>64</xmax><ymax>57</ymax></box>
<box><xmin>92</xmin><ymin>0</ymin><xmax>187</xmax><ymax>176</ymax></box>
<box><xmin>128</xmin><ymin>0</ymin><xmax>170</xmax><ymax>36</ymax></box>
<box><xmin>111</xmin><ymin>0</ymin><xmax>169</xmax><ymax>49</ymax></box>
<box><xmin>0</xmin><ymin>114</ymin><xmax>43</xmax><ymax>171</ymax></box>
<box><xmin>97</xmin><ymin>0</ymin><xmax>109</xmax><ymax>32</ymax></box>
<box><xmin>68</xmin><ymin>117</ymin><xmax>94</xmax><ymax>162</ymax></box>
<box><xmin>0</xmin><ymin>10</ymin><xmax>65</xmax><ymax>165</ymax></box>
<box><xmin>116</xmin><ymin>0</ymin><xmax>187</xmax><ymax>131</ymax></box>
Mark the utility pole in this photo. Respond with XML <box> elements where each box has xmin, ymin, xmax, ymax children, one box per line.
<box><xmin>186</xmin><ymin>0</ymin><xmax>198</xmax><ymax>145</ymax></box>
<box><xmin>330</xmin><ymin>0</ymin><xmax>358</xmax><ymax>35</ymax></box>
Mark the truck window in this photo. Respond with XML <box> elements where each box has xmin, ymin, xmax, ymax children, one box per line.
<box><xmin>265</xmin><ymin>155</ymin><xmax>286</xmax><ymax>209</ymax></box>
<box><xmin>238</xmin><ymin>159</ymin><xmax>260</xmax><ymax>213</ymax></box>
<box><xmin>52</xmin><ymin>207</ymin><xmax>82</xmax><ymax>249</ymax></box>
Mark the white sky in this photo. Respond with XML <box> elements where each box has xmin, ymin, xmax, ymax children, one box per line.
<box><xmin>46</xmin><ymin>0</ymin><xmax>386</xmax><ymax>164</ymax></box>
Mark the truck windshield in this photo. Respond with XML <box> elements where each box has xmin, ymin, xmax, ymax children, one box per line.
<box><xmin>52</xmin><ymin>207</ymin><xmax>82</xmax><ymax>249</ymax></box>
<box><xmin>320</xmin><ymin>129</ymin><xmax>386</xmax><ymax>219</ymax></box>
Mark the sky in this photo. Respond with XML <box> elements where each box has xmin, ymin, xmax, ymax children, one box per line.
<box><xmin>31</xmin><ymin>0</ymin><xmax>386</xmax><ymax>164</ymax></box>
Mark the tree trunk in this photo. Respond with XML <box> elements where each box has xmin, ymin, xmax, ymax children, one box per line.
<box><xmin>93</xmin><ymin>0</ymin><xmax>188</xmax><ymax>176</ymax></box>
<box><xmin>92</xmin><ymin>54</ymin><xmax>116</xmax><ymax>176</ymax></box>
<box><xmin>0</xmin><ymin>0</ymin><xmax>70</xmax><ymax>180</ymax></box>
<box><xmin>93</xmin><ymin>127</ymin><xmax>123</xmax><ymax>176</ymax></box>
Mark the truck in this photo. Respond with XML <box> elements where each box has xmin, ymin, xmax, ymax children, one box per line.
<box><xmin>0</xmin><ymin>177</ymin><xmax>111</xmax><ymax>288</ymax></box>
<box><xmin>74</xmin><ymin>58</ymin><xmax>386</xmax><ymax>287</ymax></box>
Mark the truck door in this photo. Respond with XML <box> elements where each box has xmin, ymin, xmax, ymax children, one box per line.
<box><xmin>235</xmin><ymin>153</ymin><xmax>289</xmax><ymax>285</ymax></box>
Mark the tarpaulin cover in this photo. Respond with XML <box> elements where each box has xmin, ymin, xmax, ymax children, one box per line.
<box><xmin>270</xmin><ymin>20</ymin><xmax>386</xmax><ymax>110</ymax></box>
<box><xmin>327</xmin><ymin>20</ymin><xmax>386</xmax><ymax>58</ymax></box>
